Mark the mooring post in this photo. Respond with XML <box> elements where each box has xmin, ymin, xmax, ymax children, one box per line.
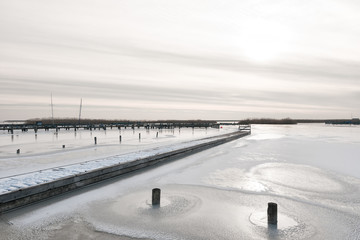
<box><xmin>152</xmin><ymin>188</ymin><xmax>161</xmax><ymax>206</ymax></box>
<box><xmin>156</xmin><ymin>132</ymin><xmax>158</xmax><ymax>138</ymax></box>
<box><xmin>119</xmin><ymin>135</ymin><xmax>122</xmax><ymax>142</ymax></box>
<box><xmin>139</xmin><ymin>133</ymin><xmax>141</xmax><ymax>140</ymax></box>
<box><xmin>267</xmin><ymin>202</ymin><xmax>278</xmax><ymax>225</ymax></box>
<box><xmin>16</xmin><ymin>149</ymin><xmax>20</xmax><ymax>154</ymax></box>
<box><xmin>62</xmin><ymin>145</ymin><xmax>65</xmax><ymax>148</ymax></box>
<box><xmin>94</xmin><ymin>137</ymin><xmax>97</xmax><ymax>145</ymax></box>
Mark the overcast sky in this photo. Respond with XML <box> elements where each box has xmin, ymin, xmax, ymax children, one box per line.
<box><xmin>1</xmin><ymin>0</ymin><xmax>359</xmax><ymax>121</ymax></box>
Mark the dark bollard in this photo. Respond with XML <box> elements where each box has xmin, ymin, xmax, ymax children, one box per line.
<box><xmin>156</xmin><ymin>132</ymin><xmax>158</xmax><ymax>138</ymax></box>
<box><xmin>267</xmin><ymin>202</ymin><xmax>278</xmax><ymax>225</ymax></box>
<box><xmin>94</xmin><ymin>137</ymin><xmax>97</xmax><ymax>145</ymax></box>
<box><xmin>62</xmin><ymin>145</ymin><xmax>65</xmax><ymax>148</ymax></box>
<box><xmin>139</xmin><ymin>133</ymin><xmax>141</xmax><ymax>140</ymax></box>
<box><xmin>152</xmin><ymin>188</ymin><xmax>161</xmax><ymax>206</ymax></box>
<box><xmin>119</xmin><ymin>135</ymin><xmax>122</xmax><ymax>142</ymax></box>
<box><xmin>16</xmin><ymin>149</ymin><xmax>20</xmax><ymax>154</ymax></box>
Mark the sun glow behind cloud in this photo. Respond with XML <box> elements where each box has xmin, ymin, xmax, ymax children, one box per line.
<box><xmin>236</xmin><ymin>19</ymin><xmax>293</xmax><ymax>62</ymax></box>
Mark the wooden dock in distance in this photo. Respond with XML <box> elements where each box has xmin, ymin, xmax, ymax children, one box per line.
<box><xmin>0</xmin><ymin>120</ymin><xmax>247</xmax><ymax>133</ymax></box>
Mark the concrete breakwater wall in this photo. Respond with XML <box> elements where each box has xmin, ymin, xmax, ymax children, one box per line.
<box><xmin>0</xmin><ymin>130</ymin><xmax>250</xmax><ymax>213</ymax></box>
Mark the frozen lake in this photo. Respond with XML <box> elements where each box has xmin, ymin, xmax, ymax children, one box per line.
<box><xmin>1</xmin><ymin>124</ymin><xmax>360</xmax><ymax>239</ymax></box>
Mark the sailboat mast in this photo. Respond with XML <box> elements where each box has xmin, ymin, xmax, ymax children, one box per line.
<box><xmin>51</xmin><ymin>93</ymin><xmax>54</xmax><ymax>125</ymax></box>
<box><xmin>78</xmin><ymin>98</ymin><xmax>82</xmax><ymax>124</ymax></box>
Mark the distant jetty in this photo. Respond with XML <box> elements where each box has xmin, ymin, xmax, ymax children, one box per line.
<box><xmin>0</xmin><ymin>118</ymin><xmax>225</xmax><ymax>133</ymax></box>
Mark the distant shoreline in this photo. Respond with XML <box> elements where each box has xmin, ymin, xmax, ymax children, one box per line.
<box><xmin>1</xmin><ymin>117</ymin><xmax>359</xmax><ymax>125</ymax></box>
<box><xmin>240</xmin><ymin>118</ymin><xmax>359</xmax><ymax>125</ymax></box>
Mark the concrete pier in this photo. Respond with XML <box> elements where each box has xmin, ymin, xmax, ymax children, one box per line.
<box><xmin>0</xmin><ymin>130</ymin><xmax>250</xmax><ymax>213</ymax></box>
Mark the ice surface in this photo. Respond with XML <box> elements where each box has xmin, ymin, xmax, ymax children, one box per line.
<box><xmin>2</xmin><ymin>124</ymin><xmax>360</xmax><ymax>240</ymax></box>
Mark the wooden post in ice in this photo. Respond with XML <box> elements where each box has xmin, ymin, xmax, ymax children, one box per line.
<box><xmin>94</xmin><ymin>137</ymin><xmax>97</xmax><ymax>145</ymax></box>
<box><xmin>62</xmin><ymin>145</ymin><xmax>65</xmax><ymax>148</ymax></box>
<box><xmin>267</xmin><ymin>202</ymin><xmax>277</xmax><ymax>225</ymax></box>
<box><xmin>139</xmin><ymin>133</ymin><xmax>141</xmax><ymax>140</ymax></box>
<box><xmin>156</xmin><ymin>132</ymin><xmax>158</xmax><ymax>138</ymax></box>
<box><xmin>119</xmin><ymin>135</ymin><xmax>122</xmax><ymax>143</ymax></box>
<box><xmin>152</xmin><ymin>188</ymin><xmax>161</xmax><ymax>206</ymax></box>
<box><xmin>16</xmin><ymin>149</ymin><xmax>20</xmax><ymax>154</ymax></box>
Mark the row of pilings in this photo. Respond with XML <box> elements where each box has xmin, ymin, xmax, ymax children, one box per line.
<box><xmin>152</xmin><ymin>188</ymin><xmax>278</xmax><ymax>225</ymax></box>
<box><xmin>1</xmin><ymin>122</ymin><xmax>224</xmax><ymax>133</ymax></box>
